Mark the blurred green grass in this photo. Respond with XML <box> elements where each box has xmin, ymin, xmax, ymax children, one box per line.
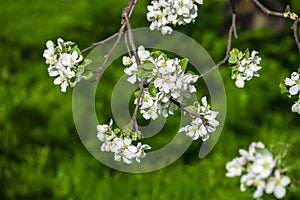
<box><xmin>0</xmin><ymin>0</ymin><xmax>300</xmax><ymax>199</ymax></box>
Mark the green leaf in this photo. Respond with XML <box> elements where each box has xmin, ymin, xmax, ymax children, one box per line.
<box><xmin>228</xmin><ymin>55</ymin><xmax>238</xmax><ymax>64</ymax></box>
<box><xmin>77</xmin><ymin>65</ymin><xmax>85</xmax><ymax>75</ymax></box>
<box><xmin>148</xmin><ymin>82</ymin><xmax>158</xmax><ymax>97</ymax></box>
<box><xmin>134</xmin><ymin>90</ymin><xmax>140</xmax><ymax>98</ymax></box>
<box><xmin>231</xmin><ymin>67</ymin><xmax>238</xmax><ymax>79</ymax></box>
<box><xmin>151</xmin><ymin>50</ymin><xmax>167</xmax><ymax>59</ymax></box>
<box><xmin>279</xmin><ymin>82</ymin><xmax>288</xmax><ymax>95</ymax></box>
<box><xmin>298</xmin><ymin>67</ymin><xmax>300</xmax><ymax>74</ymax></box>
<box><xmin>179</xmin><ymin>58</ymin><xmax>189</xmax><ymax>71</ymax></box>
<box><xmin>137</xmin><ymin>69</ymin><xmax>154</xmax><ymax>79</ymax></box>
<box><xmin>141</xmin><ymin>60</ymin><xmax>156</xmax><ymax>71</ymax></box>
<box><xmin>71</xmin><ymin>45</ymin><xmax>81</xmax><ymax>56</ymax></box>
<box><xmin>244</xmin><ymin>49</ymin><xmax>250</xmax><ymax>59</ymax></box>
<box><xmin>82</xmin><ymin>59</ymin><xmax>92</xmax><ymax>67</ymax></box>
<box><xmin>82</xmin><ymin>71</ymin><xmax>93</xmax><ymax>80</ymax></box>
<box><xmin>238</xmin><ymin>52</ymin><xmax>244</xmax><ymax>60</ymax></box>
<box><xmin>114</xmin><ymin>128</ymin><xmax>121</xmax><ymax>134</ymax></box>
<box><xmin>230</xmin><ymin>48</ymin><xmax>240</xmax><ymax>56</ymax></box>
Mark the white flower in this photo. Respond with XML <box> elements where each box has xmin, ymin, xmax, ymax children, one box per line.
<box><xmin>43</xmin><ymin>40</ymin><xmax>57</xmax><ymax>65</ymax></box>
<box><xmin>250</xmin><ymin>152</ymin><xmax>276</xmax><ymax>179</ymax></box>
<box><xmin>265</xmin><ymin>170</ymin><xmax>291</xmax><ymax>199</ymax></box>
<box><xmin>179</xmin><ymin>97</ymin><xmax>219</xmax><ymax>141</ymax></box>
<box><xmin>124</xmin><ymin>63</ymin><xmax>139</xmax><ymax>84</ymax></box>
<box><xmin>241</xmin><ymin>172</ymin><xmax>266</xmax><ymax>198</ymax></box>
<box><xmin>60</xmin><ymin>51</ymin><xmax>83</xmax><ymax>67</ymax></box>
<box><xmin>225</xmin><ymin>157</ymin><xmax>246</xmax><ymax>177</ymax></box>
<box><xmin>135</xmin><ymin>142</ymin><xmax>151</xmax><ymax>163</ymax></box>
<box><xmin>111</xmin><ymin>138</ymin><xmax>138</xmax><ymax>164</ymax></box>
<box><xmin>285</xmin><ymin>72</ymin><xmax>300</xmax><ymax>95</ymax></box>
<box><xmin>43</xmin><ymin>38</ymin><xmax>86</xmax><ymax>92</ymax></box>
<box><xmin>146</xmin><ymin>0</ymin><xmax>203</xmax><ymax>34</ymax></box>
<box><xmin>239</xmin><ymin>141</ymin><xmax>265</xmax><ymax>161</ymax></box>
<box><xmin>96</xmin><ymin>119</ymin><xmax>113</xmax><ymax>141</ymax></box>
<box><xmin>291</xmin><ymin>99</ymin><xmax>300</xmax><ymax>114</ymax></box>
<box><xmin>235</xmin><ymin>74</ymin><xmax>245</xmax><ymax>88</ymax></box>
<box><xmin>233</xmin><ymin>50</ymin><xmax>262</xmax><ymax>88</ymax></box>
<box><xmin>54</xmin><ymin>75</ymin><xmax>69</xmax><ymax>92</ymax></box>
<box><xmin>238</xmin><ymin>51</ymin><xmax>261</xmax><ymax>80</ymax></box>
<box><xmin>122</xmin><ymin>56</ymin><xmax>132</xmax><ymax>66</ymax></box>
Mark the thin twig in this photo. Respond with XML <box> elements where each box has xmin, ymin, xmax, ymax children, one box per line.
<box><xmin>124</xmin><ymin>32</ymin><xmax>132</xmax><ymax>57</ymax></box>
<box><xmin>170</xmin><ymin>98</ymin><xmax>212</xmax><ymax>127</ymax></box>
<box><xmin>81</xmin><ymin>33</ymin><xmax>119</xmax><ymax>53</ymax></box>
<box><xmin>292</xmin><ymin>17</ymin><xmax>300</xmax><ymax>52</ymax></box>
<box><xmin>251</xmin><ymin>0</ymin><xmax>284</xmax><ymax>17</ymax></box>
<box><xmin>199</xmin><ymin>13</ymin><xmax>236</xmax><ymax>78</ymax></box>
<box><xmin>123</xmin><ymin>10</ymin><xmax>144</xmax><ymax>131</ymax></box>
<box><xmin>94</xmin><ymin>26</ymin><xmax>126</xmax><ymax>80</ymax></box>
<box><xmin>251</xmin><ymin>0</ymin><xmax>300</xmax><ymax>53</ymax></box>
<box><xmin>91</xmin><ymin>0</ymin><xmax>139</xmax><ymax>80</ymax></box>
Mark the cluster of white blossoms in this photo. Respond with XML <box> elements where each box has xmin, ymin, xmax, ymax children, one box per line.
<box><xmin>284</xmin><ymin>71</ymin><xmax>300</xmax><ymax>114</ymax></box>
<box><xmin>123</xmin><ymin>46</ymin><xmax>219</xmax><ymax>141</ymax></box>
<box><xmin>179</xmin><ymin>97</ymin><xmax>219</xmax><ymax>141</ymax></box>
<box><xmin>146</xmin><ymin>0</ymin><xmax>203</xmax><ymax>35</ymax></box>
<box><xmin>96</xmin><ymin>120</ymin><xmax>151</xmax><ymax>164</ymax></box>
<box><xmin>124</xmin><ymin>46</ymin><xmax>198</xmax><ymax>119</ymax></box>
<box><xmin>43</xmin><ymin>38</ymin><xmax>92</xmax><ymax>92</ymax></box>
<box><xmin>229</xmin><ymin>48</ymin><xmax>262</xmax><ymax>88</ymax></box>
<box><xmin>226</xmin><ymin>141</ymin><xmax>291</xmax><ymax>199</ymax></box>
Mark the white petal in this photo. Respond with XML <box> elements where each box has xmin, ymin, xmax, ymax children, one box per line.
<box><xmin>54</xmin><ymin>76</ymin><xmax>63</xmax><ymax>85</ymax></box>
<box><xmin>274</xmin><ymin>186</ymin><xmax>286</xmax><ymax>199</ymax></box>
<box><xmin>265</xmin><ymin>181</ymin><xmax>275</xmax><ymax>194</ymax></box>
<box><xmin>281</xmin><ymin>176</ymin><xmax>291</xmax><ymax>186</ymax></box>
<box><xmin>289</xmin><ymin>85</ymin><xmax>299</xmax><ymax>95</ymax></box>
<box><xmin>285</xmin><ymin>78</ymin><xmax>295</xmax><ymax>86</ymax></box>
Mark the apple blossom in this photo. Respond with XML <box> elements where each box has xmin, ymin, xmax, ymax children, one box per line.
<box><xmin>226</xmin><ymin>141</ymin><xmax>291</xmax><ymax>199</ymax></box>
<box><xmin>43</xmin><ymin>38</ymin><xmax>92</xmax><ymax>92</ymax></box>
<box><xmin>229</xmin><ymin>48</ymin><xmax>262</xmax><ymax>88</ymax></box>
<box><xmin>146</xmin><ymin>0</ymin><xmax>203</xmax><ymax>35</ymax></box>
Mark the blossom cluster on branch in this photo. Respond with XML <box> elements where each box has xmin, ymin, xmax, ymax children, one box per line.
<box><xmin>123</xmin><ymin>46</ymin><xmax>219</xmax><ymax>142</ymax></box>
<box><xmin>97</xmin><ymin>120</ymin><xmax>151</xmax><ymax>164</ymax></box>
<box><xmin>147</xmin><ymin>0</ymin><xmax>203</xmax><ymax>34</ymax></box>
<box><xmin>226</xmin><ymin>141</ymin><xmax>291</xmax><ymax>199</ymax></box>
<box><xmin>280</xmin><ymin>69</ymin><xmax>300</xmax><ymax>114</ymax></box>
<box><xmin>43</xmin><ymin>38</ymin><xmax>92</xmax><ymax>92</ymax></box>
<box><xmin>229</xmin><ymin>48</ymin><xmax>262</xmax><ymax>88</ymax></box>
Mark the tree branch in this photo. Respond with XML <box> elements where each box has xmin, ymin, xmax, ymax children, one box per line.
<box><xmin>81</xmin><ymin>0</ymin><xmax>139</xmax><ymax>80</ymax></box>
<box><xmin>251</xmin><ymin>0</ymin><xmax>284</xmax><ymax>17</ymax></box>
<box><xmin>292</xmin><ymin>17</ymin><xmax>300</xmax><ymax>52</ymax></box>
<box><xmin>251</xmin><ymin>0</ymin><xmax>300</xmax><ymax>53</ymax></box>
<box><xmin>199</xmin><ymin>13</ymin><xmax>237</xmax><ymax>78</ymax></box>
<box><xmin>170</xmin><ymin>98</ymin><xmax>212</xmax><ymax>127</ymax></box>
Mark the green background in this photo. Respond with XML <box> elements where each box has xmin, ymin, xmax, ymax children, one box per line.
<box><xmin>1</xmin><ymin>0</ymin><xmax>300</xmax><ymax>199</ymax></box>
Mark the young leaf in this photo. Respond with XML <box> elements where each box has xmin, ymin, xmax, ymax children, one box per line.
<box><xmin>141</xmin><ymin>60</ymin><xmax>156</xmax><ymax>71</ymax></box>
<box><xmin>82</xmin><ymin>71</ymin><xmax>93</xmax><ymax>80</ymax></box>
<box><xmin>134</xmin><ymin>90</ymin><xmax>140</xmax><ymax>98</ymax></box>
<box><xmin>148</xmin><ymin>82</ymin><xmax>158</xmax><ymax>97</ymax></box>
<box><xmin>77</xmin><ymin>65</ymin><xmax>85</xmax><ymax>75</ymax></box>
<box><xmin>151</xmin><ymin>50</ymin><xmax>167</xmax><ymax>59</ymax></box>
<box><xmin>179</xmin><ymin>58</ymin><xmax>189</xmax><ymax>71</ymax></box>
<box><xmin>244</xmin><ymin>49</ymin><xmax>250</xmax><ymax>59</ymax></box>
<box><xmin>279</xmin><ymin>82</ymin><xmax>288</xmax><ymax>95</ymax></box>
<box><xmin>137</xmin><ymin>69</ymin><xmax>153</xmax><ymax>79</ymax></box>
<box><xmin>228</xmin><ymin>55</ymin><xmax>238</xmax><ymax>64</ymax></box>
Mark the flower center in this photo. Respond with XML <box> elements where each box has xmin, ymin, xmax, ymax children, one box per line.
<box><xmin>275</xmin><ymin>178</ymin><xmax>281</xmax><ymax>185</ymax></box>
<box><xmin>262</xmin><ymin>162</ymin><xmax>270</xmax><ymax>169</ymax></box>
<box><xmin>178</xmin><ymin>1</ymin><xmax>184</xmax><ymax>7</ymax></box>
